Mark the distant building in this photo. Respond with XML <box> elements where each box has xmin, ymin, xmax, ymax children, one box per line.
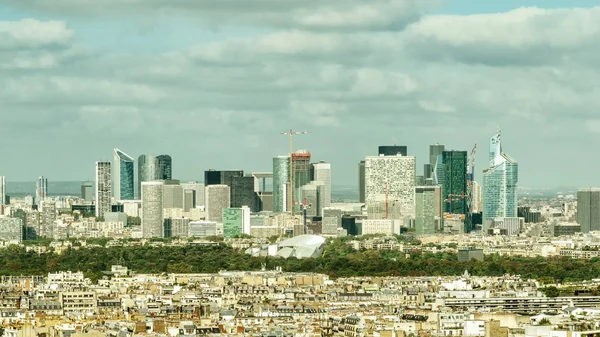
<box><xmin>292</xmin><ymin>150</ymin><xmax>312</xmax><ymax>213</ymax></box>
<box><xmin>189</xmin><ymin>221</ymin><xmax>217</xmax><ymax>238</ymax></box>
<box><xmin>429</xmin><ymin>143</ymin><xmax>445</xmax><ymax>178</ymax></box>
<box><xmin>483</xmin><ymin>130</ymin><xmax>518</xmax><ymax>229</ymax></box>
<box><xmin>0</xmin><ymin>176</ymin><xmax>5</xmax><ymax>205</ymax></box>
<box><xmin>113</xmin><ymin>148</ymin><xmax>135</xmax><ymax>201</ymax></box>
<box><xmin>577</xmin><ymin>188</ymin><xmax>600</xmax><ymax>233</ymax></box>
<box><xmin>458</xmin><ymin>248</ymin><xmax>483</xmax><ymax>262</ymax></box>
<box><xmin>273</xmin><ymin>156</ymin><xmax>290</xmax><ymax>213</ymax></box>
<box><xmin>358</xmin><ymin>161</ymin><xmax>365</xmax><ymax>203</ymax></box>
<box><xmin>362</xmin><ymin>219</ymin><xmax>395</xmax><ymax>235</ymax></box>
<box><xmin>156</xmin><ymin>155</ymin><xmax>172</xmax><ymax>180</ymax></box>
<box><xmin>311</xmin><ymin>161</ymin><xmax>331</xmax><ymax>212</ymax></box>
<box><xmin>95</xmin><ymin>162</ymin><xmax>111</xmax><ymax>218</ymax></box>
<box><xmin>222</xmin><ymin>206</ymin><xmax>251</xmax><ymax>238</ymax></box>
<box><xmin>181</xmin><ymin>181</ymin><xmax>205</xmax><ymax>207</ymax></box>
<box><xmin>442</xmin><ymin>151</ymin><xmax>468</xmax><ymax>215</ymax></box>
<box><xmin>36</xmin><ymin>176</ymin><xmax>48</xmax><ymax>205</ymax></box>
<box><xmin>81</xmin><ymin>181</ymin><xmax>93</xmax><ymax>202</ymax></box>
<box><xmin>231</xmin><ymin>175</ymin><xmax>259</xmax><ymax>211</ymax></box>
<box><xmin>164</xmin><ymin>218</ymin><xmax>190</xmax><ymax>238</ymax></box>
<box><xmin>378</xmin><ymin>145</ymin><xmax>407</xmax><ymax>156</ymax></box>
<box><xmin>141</xmin><ymin>181</ymin><xmax>164</xmax><ymax>238</ymax></box>
<box><xmin>137</xmin><ymin>155</ymin><xmax>157</xmax><ymax>196</ymax></box>
<box><xmin>205</xmin><ymin>185</ymin><xmax>230</xmax><ymax>222</ymax></box>
<box><xmin>0</xmin><ymin>217</ymin><xmax>22</xmax><ymax>243</ymax></box>
<box><xmin>415</xmin><ymin>186</ymin><xmax>439</xmax><ymax>235</ymax></box>
<box><xmin>162</xmin><ymin>182</ymin><xmax>183</xmax><ymax>209</ymax></box>
<box><xmin>365</xmin><ymin>155</ymin><xmax>416</xmax><ymax>218</ymax></box>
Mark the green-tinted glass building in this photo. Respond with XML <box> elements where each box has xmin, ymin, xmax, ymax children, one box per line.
<box><xmin>415</xmin><ymin>186</ymin><xmax>437</xmax><ymax>235</ymax></box>
<box><xmin>442</xmin><ymin>151</ymin><xmax>468</xmax><ymax>215</ymax></box>
<box><xmin>273</xmin><ymin>156</ymin><xmax>290</xmax><ymax>212</ymax></box>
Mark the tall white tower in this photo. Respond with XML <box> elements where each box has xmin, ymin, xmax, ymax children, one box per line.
<box><xmin>95</xmin><ymin>161</ymin><xmax>112</xmax><ymax>217</ymax></box>
<box><xmin>365</xmin><ymin>155</ymin><xmax>416</xmax><ymax>218</ymax></box>
<box><xmin>142</xmin><ymin>181</ymin><xmax>164</xmax><ymax>238</ymax></box>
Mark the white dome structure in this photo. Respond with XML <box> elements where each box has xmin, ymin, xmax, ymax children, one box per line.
<box><xmin>275</xmin><ymin>235</ymin><xmax>326</xmax><ymax>259</ymax></box>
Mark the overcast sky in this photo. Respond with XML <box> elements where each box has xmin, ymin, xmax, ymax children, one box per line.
<box><xmin>0</xmin><ymin>0</ymin><xmax>598</xmax><ymax>188</ymax></box>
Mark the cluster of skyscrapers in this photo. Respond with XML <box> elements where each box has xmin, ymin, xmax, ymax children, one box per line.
<box><xmin>356</xmin><ymin>130</ymin><xmax>519</xmax><ymax>234</ymax></box>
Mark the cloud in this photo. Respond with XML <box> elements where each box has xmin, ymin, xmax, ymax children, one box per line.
<box><xmin>3</xmin><ymin>0</ymin><xmax>434</xmax><ymax>31</ymax></box>
<box><xmin>405</xmin><ymin>6</ymin><xmax>600</xmax><ymax>66</ymax></box>
<box><xmin>0</xmin><ymin>19</ymin><xmax>74</xmax><ymax>50</ymax></box>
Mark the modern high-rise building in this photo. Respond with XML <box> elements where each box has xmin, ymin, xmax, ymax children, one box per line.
<box><xmin>577</xmin><ymin>188</ymin><xmax>600</xmax><ymax>233</ymax></box>
<box><xmin>162</xmin><ymin>181</ymin><xmax>183</xmax><ymax>209</ymax></box>
<box><xmin>429</xmin><ymin>143</ymin><xmax>445</xmax><ymax>179</ymax></box>
<box><xmin>181</xmin><ymin>181</ymin><xmax>205</xmax><ymax>207</ymax></box>
<box><xmin>483</xmin><ymin>130</ymin><xmax>519</xmax><ymax>225</ymax></box>
<box><xmin>222</xmin><ymin>206</ymin><xmax>251</xmax><ymax>238</ymax></box>
<box><xmin>0</xmin><ymin>217</ymin><xmax>23</xmax><ymax>243</ymax></box>
<box><xmin>292</xmin><ymin>150</ymin><xmax>311</xmax><ymax>212</ymax></box>
<box><xmin>36</xmin><ymin>176</ymin><xmax>48</xmax><ymax>204</ymax></box>
<box><xmin>442</xmin><ymin>151</ymin><xmax>468</xmax><ymax>215</ymax></box>
<box><xmin>0</xmin><ymin>176</ymin><xmax>5</xmax><ymax>205</ymax></box>
<box><xmin>141</xmin><ymin>181</ymin><xmax>164</xmax><ymax>238</ymax></box>
<box><xmin>231</xmin><ymin>175</ymin><xmax>259</xmax><ymax>211</ymax></box>
<box><xmin>430</xmin><ymin>144</ymin><xmax>445</xmax><ymax>168</ymax></box>
<box><xmin>156</xmin><ymin>155</ymin><xmax>172</xmax><ymax>180</ymax></box>
<box><xmin>378</xmin><ymin>145</ymin><xmax>408</xmax><ymax>156</ymax></box>
<box><xmin>114</xmin><ymin>148</ymin><xmax>135</xmax><ymax>201</ymax></box>
<box><xmin>415</xmin><ymin>186</ymin><xmax>437</xmax><ymax>236</ymax></box>
<box><xmin>81</xmin><ymin>181</ymin><xmax>93</xmax><ymax>202</ymax></box>
<box><xmin>138</xmin><ymin>155</ymin><xmax>157</xmax><ymax>196</ymax></box>
<box><xmin>365</xmin><ymin>155</ymin><xmax>416</xmax><ymax>218</ymax></box>
<box><xmin>472</xmin><ymin>181</ymin><xmax>482</xmax><ymax>213</ymax></box>
<box><xmin>433</xmin><ymin>154</ymin><xmax>444</xmax><ymax>185</ymax></box>
<box><xmin>95</xmin><ymin>162</ymin><xmax>111</xmax><ymax>218</ymax></box>
<box><xmin>205</xmin><ymin>185</ymin><xmax>230</xmax><ymax>222</ymax></box>
<box><xmin>273</xmin><ymin>156</ymin><xmax>290</xmax><ymax>212</ymax></box>
<box><xmin>311</xmin><ymin>161</ymin><xmax>331</xmax><ymax>211</ymax></box>
<box><xmin>359</xmin><ymin>161</ymin><xmax>365</xmax><ymax>203</ymax></box>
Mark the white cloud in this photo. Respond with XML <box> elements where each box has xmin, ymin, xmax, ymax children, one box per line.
<box><xmin>0</xmin><ymin>19</ymin><xmax>73</xmax><ymax>50</ymax></box>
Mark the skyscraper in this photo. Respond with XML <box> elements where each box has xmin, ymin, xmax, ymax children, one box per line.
<box><xmin>311</xmin><ymin>161</ymin><xmax>331</xmax><ymax>210</ymax></box>
<box><xmin>365</xmin><ymin>155</ymin><xmax>416</xmax><ymax>218</ymax></box>
<box><xmin>0</xmin><ymin>176</ymin><xmax>5</xmax><ymax>205</ymax></box>
<box><xmin>95</xmin><ymin>162</ymin><xmax>112</xmax><ymax>217</ymax></box>
<box><xmin>273</xmin><ymin>156</ymin><xmax>290</xmax><ymax>212</ymax></box>
<box><xmin>141</xmin><ymin>181</ymin><xmax>164</xmax><ymax>238</ymax></box>
<box><xmin>114</xmin><ymin>148</ymin><xmax>135</xmax><ymax>201</ymax></box>
<box><xmin>442</xmin><ymin>151</ymin><xmax>468</xmax><ymax>215</ymax></box>
<box><xmin>483</xmin><ymin>130</ymin><xmax>519</xmax><ymax>224</ymax></box>
<box><xmin>162</xmin><ymin>182</ymin><xmax>183</xmax><ymax>209</ymax></box>
<box><xmin>181</xmin><ymin>181</ymin><xmax>205</xmax><ymax>207</ymax></box>
<box><xmin>429</xmin><ymin>143</ymin><xmax>445</xmax><ymax>178</ymax></box>
<box><xmin>292</xmin><ymin>150</ymin><xmax>311</xmax><ymax>212</ymax></box>
<box><xmin>231</xmin><ymin>175</ymin><xmax>258</xmax><ymax>210</ymax></box>
<box><xmin>577</xmin><ymin>188</ymin><xmax>600</xmax><ymax>233</ymax></box>
<box><xmin>81</xmin><ymin>181</ymin><xmax>93</xmax><ymax>202</ymax></box>
<box><xmin>378</xmin><ymin>145</ymin><xmax>408</xmax><ymax>156</ymax></box>
<box><xmin>156</xmin><ymin>155</ymin><xmax>172</xmax><ymax>180</ymax></box>
<box><xmin>205</xmin><ymin>185</ymin><xmax>230</xmax><ymax>222</ymax></box>
<box><xmin>359</xmin><ymin>161</ymin><xmax>365</xmax><ymax>203</ymax></box>
<box><xmin>415</xmin><ymin>186</ymin><xmax>437</xmax><ymax>235</ymax></box>
<box><xmin>36</xmin><ymin>176</ymin><xmax>48</xmax><ymax>204</ymax></box>
<box><xmin>138</xmin><ymin>155</ymin><xmax>157</xmax><ymax>196</ymax></box>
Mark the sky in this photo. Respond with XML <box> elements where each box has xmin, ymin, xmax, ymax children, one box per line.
<box><xmin>0</xmin><ymin>0</ymin><xmax>599</xmax><ymax>188</ymax></box>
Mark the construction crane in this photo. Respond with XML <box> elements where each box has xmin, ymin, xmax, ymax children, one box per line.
<box><xmin>280</xmin><ymin>129</ymin><xmax>309</xmax><ymax>216</ymax></box>
<box><xmin>466</xmin><ymin>143</ymin><xmax>477</xmax><ymax>232</ymax></box>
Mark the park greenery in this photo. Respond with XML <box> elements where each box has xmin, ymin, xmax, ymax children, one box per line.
<box><xmin>3</xmin><ymin>237</ymin><xmax>600</xmax><ymax>283</ymax></box>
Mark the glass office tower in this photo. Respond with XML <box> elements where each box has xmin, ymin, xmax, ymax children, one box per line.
<box><xmin>114</xmin><ymin>148</ymin><xmax>135</xmax><ymax>200</ymax></box>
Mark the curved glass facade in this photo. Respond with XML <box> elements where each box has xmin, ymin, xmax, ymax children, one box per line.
<box><xmin>483</xmin><ymin>130</ymin><xmax>518</xmax><ymax>224</ymax></box>
<box><xmin>114</xmin><ymin>148</ymin><xmax>134</xmax><ymax>200</ymax></box>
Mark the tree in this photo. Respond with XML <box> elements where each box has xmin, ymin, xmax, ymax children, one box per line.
<box><xmin>541</xmin><ymin>286</ymin><xmax>560</xmax><ymax>298</ymax></box>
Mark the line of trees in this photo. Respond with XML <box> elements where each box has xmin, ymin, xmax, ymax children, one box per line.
<box><xmin>2</xmin><ymin>238</ymin><xmax>600</xmax><ymax>283</ymax></box>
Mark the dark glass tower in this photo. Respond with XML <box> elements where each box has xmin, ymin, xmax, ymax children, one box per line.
<box><xmin>231</xmin><ymin>175</ymin><xmax>259</xmax><ymax>211</ymax></box>
<box><xmin>156</xmin><ymin>155</ymin><xmax>172</xmax><ymax>180</ymax></box>
<box><xmin>378</xmin><ymin>146</ymin><xmax>407</xmax><ymax>156</ymax></box>
<box><xmin>442</xmin><ymin>151</ymin><xmax>468</xmax><ymax>215</ymax></box>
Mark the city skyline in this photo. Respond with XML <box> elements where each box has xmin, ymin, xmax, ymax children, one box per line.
<box><xmin>0</xmin><ymin>1</ymin><xmax>598</xmax><ymax>187</ymax></box>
